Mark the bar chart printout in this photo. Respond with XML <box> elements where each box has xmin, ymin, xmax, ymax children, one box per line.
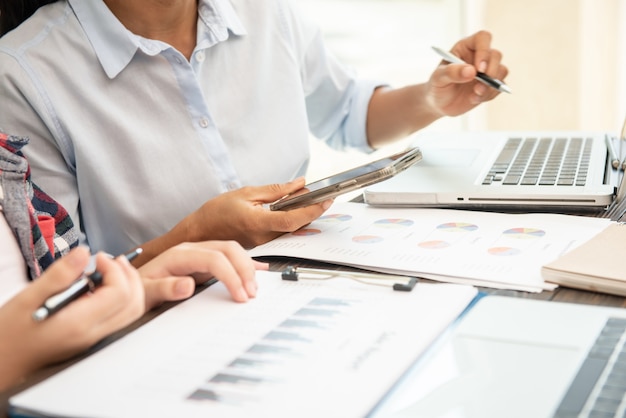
<box><xmin>9</xmin><ymin>272</ymin><xmax>478</xmax><ymax>418</ymax></box>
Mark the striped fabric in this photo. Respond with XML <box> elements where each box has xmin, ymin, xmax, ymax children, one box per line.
<box><xmin>0</xmin><ymin>132</ymin><xmax>78</xmax><ymax>280</ymax></box>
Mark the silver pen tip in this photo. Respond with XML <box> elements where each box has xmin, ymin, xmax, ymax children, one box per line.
<box><xmin>32</xmin><ymin>307</ymin><xmax>49</xmax><ymax>322</ymax></box>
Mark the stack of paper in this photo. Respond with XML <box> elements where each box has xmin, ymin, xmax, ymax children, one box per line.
<box><xmin>249</xmin><ymin>202</ymin><xmax>612</xmax><ymax>292</ymax></box>
<box><xmin>10</xmin><ymin>272</ymin><xmax>477</xmax><ymax>418</ymax></box>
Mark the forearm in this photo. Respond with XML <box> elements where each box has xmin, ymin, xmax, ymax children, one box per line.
<box><xmin>0</xmin><ymin>339</ymin><xmax>43</xmax><ymax>392</ymax></box>
<box><xmin>131</xmin><ymin>218</ymin><xmax>196</xmax><ymax>267</ymax></box>
<box><xmin>132</xmin><ymin>205</ymin><xmax>240</xmax><ymax>266</ymax></box>
<box><xmin>0</xmin><ymin>353</ymin><xmax>28</xmax><ymax>392</ymax></box>
<box><xmin>366</xmin><ymin>84</ymin><xmax>443</xmax><ymax>149</ymax></box>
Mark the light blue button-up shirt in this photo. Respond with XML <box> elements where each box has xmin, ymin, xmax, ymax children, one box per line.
<box><xmin>0</xmin><ymin>0</ymin><xmax>382</xmax><ymax>254</ymax></box>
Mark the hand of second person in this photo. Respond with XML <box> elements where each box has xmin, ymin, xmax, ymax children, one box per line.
<box><xmin>138</xmin><ymin>241</ymin><xmax>269</xmax><ymax>309</ymax></box>
<box><xmin>427</xmin><ymin>30</ymin><xmax>508</xmax><ymax>116</ymax></box>
<box><xmin>0</xmin><ymin>247</ymin><xmax>145</xmax><ymax>390</ymax></box>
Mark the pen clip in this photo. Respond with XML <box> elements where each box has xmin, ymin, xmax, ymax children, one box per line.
<box><xmin>281</xmin><ymin>266</ymin><xmax>418</xmax><ymax>292</ymax></box>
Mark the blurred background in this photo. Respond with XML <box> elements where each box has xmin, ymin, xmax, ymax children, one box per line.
<box><xmin>298</xmin><ymin>0</ymin><xmax>626</xmax><ymax>182</ymax></box>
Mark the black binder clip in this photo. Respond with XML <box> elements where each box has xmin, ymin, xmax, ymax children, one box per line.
<box><xmin>281</xmin><ymin>266</ymin><xmax>418</xmax><ymax>292</ymax></box>
<box><xmin>281</xmin><ymin>266</ymin><xmax>300</xmax><ymax>281</ymax></box>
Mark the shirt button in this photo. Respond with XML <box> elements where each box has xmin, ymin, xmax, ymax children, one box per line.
<box><xmin>195</xmin><ymin>51</ymin><xmax>205</xmax><ymax>62</ymax></box>
<box><xmin>199</xmin><ymin>117</ymin><xmax>209</xmax><ymax>128</ymax></box>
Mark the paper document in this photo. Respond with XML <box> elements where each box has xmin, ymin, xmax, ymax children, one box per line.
<box><xmin>10</xmin><ymin>271</ymin><xmax>477</xmax><ymax>418</ymax></box>
<box><xmin>249</xmin><ymin>202</ymin><xmax>612</xmax><ymax>292</ymax></box>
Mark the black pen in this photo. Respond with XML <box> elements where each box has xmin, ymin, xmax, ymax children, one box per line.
<box><xmin>32</xmin><ymin>248</ymin><xmax>143</xmax><ymax>322</ymax></box>
<box><xmin>432</xmin><ymin>46</ymin><xmax>512</xmax><ymax>94</ymax></box>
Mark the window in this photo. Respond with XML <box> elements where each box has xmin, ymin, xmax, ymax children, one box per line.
<box><xmin>297</xmin><ymin>0</ymin><xmax>464</xmax><ymax>183</ymax></box>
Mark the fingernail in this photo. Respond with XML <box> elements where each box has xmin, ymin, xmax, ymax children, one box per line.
<box><xmin>474</xmin><ymin>84</ymin><xmax>487</xmax><ymax>96</ymax></box>
<box><xmin>478</xmin><ymin>61</ymin><xmax>487</xmax><ymax>72</ymax></box>
<box><xmin>238</xmin><ymin>287</ymin><xmax>249</xmax><ymax>302</ymax></box>
<box><xmin>461</xmin><ymin>66</ymin><xmax>474</xmax><ymax>79</ymax></box>
<box><xmin>470</xmin><ymin>95</ymin><xmax>482</xmax><ymax>105</ymax></box>
<box><xmin>322</xmin><ymin>199</ymin><xmax>333</xmax><ymax>210</ymax></box>
<box><xmin>245</xmin><ymin>281</ymin><xmax>257</xmax><ymax>298</ymax></box>
<box><xmin>69</xmin><ymin>246</ymin><xmax>90</xmax><ymax>266</ymax></box>
<box><xmin>175</xmin><ymin>280</ymin><xmax>194</xmax><ymax>297</ymax></box>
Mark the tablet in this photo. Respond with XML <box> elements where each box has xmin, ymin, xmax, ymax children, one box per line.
<box><xmin>270</xmin><ymin>146</ymin><xmax>422</xmax><ymax>211</ymax></box>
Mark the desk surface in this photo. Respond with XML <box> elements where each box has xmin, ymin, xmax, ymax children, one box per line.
<box><xmin>2</xmin><ymin>257</ymin><xmax>625</xmax><ymax>417</ymax></box>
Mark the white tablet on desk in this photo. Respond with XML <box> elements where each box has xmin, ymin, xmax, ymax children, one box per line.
<box><xmin>372</xmin><ymin>295</ymin><xmax>626</xmax><ymax>418</ymax></box>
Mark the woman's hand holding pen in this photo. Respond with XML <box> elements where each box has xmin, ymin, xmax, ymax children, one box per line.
<box><xmin>0</xmin><ymin>247</ymin><xmax>144</xmax><ymax>391</ymax></box>
<box><xmin>363</xmin><ymin>31</ymin><xmax>508</xmax><ymax>148</ymax></box>
<box><xmin>426</xmin><ymin>30</ymin><xmax>508</xmax><ymax>115</ymax></box>
<box><xmin>0</xmin><ymin>240</ymin><xmax>264</xmax><ymax>391</ymax></box>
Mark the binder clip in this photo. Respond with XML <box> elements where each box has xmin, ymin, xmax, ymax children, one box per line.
<box><xmin>281</xmin><ymin>266</ymin><xmax>418</xmax><ymax>291</ymax></box>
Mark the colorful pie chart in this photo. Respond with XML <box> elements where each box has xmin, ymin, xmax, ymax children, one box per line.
<box><xmin>436</xmin><ymin>222</ymin><xmax>478</xmax><ymax>232</ymax></box>
<box><xmin>373</xmin><ymin>218</ymin><xmax>414</xmax><ymax>228</ymax></box>
<box><xmin>418</xmin><ymin>240</ymin><xmax>450</xmax><ymax>249</ymax></box>
<box><xmin>319</xmin><ymin>214</ymin><xmax>352</xmax><ymax>222</ymax></box>
<box><xmin>488</xmin><ymin>247</ymin><xmax>521</xmax><ymax>256</ymax></box>
<box><xmin>503</xmin><ymin>228</ymin><xmax>545</xmax><ymax>239</ymax></box>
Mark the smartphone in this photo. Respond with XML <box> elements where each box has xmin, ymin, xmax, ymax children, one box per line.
<box><xmin>270</xmin><ymin>146</ymin><xmax>422</xmax><ymax>211</ymax></box>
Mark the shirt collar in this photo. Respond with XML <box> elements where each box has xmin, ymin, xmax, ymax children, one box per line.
<box><xmin>198</xmin><ymin>0</ymin><xmax>247</xmax><ymax>46</ymax></box>
<box><xmin>69</xmin><ymin>0</ymin><xmax>247</xmax><ymax>79</ymax></box>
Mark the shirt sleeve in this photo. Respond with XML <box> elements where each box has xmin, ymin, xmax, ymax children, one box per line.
<box><xmin>282</xmin><ymin>0</ymin><xmax>387</xmax><ymax>153</ymax></box>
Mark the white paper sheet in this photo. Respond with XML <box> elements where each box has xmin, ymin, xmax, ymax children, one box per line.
<box><xmin>10</xmin><ymin>271</ymin><xmax>477</xmax><ymax>418</ymax></box>
<box><xmin>249</xmin><ymin>202</ymin><xmax>612</xmax><ymax>292</ymax></box>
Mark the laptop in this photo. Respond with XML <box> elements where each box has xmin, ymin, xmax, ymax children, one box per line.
<box><xmin>371</xmin><ymin>295</ymin><xmax>626</xmax><ymax>418</ymax></box>
<box><xmin>363</xmin><ymin>129</ymin><xmax>624</xmax><ymax>213</ymax></box>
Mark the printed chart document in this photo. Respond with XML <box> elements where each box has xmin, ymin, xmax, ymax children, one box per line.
<box><xmin>10</xmin><ymin>271</ymin><xmax>478</xmax><ymax>418</ymax></box>
<box><xmin>249</xmin><ymin>202</ymin><xmax>612</xmax><ymax>292</ymax></box>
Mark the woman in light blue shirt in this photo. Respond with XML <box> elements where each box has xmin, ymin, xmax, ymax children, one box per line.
<box><xmin>0</xmin><ymin>0</ymin><xmax>508</xmax><ymax>263</ymax></box>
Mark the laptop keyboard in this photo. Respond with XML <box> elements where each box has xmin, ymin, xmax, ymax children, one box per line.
<box><xmin>482</xmin><ymin>137</ymin><xmax>592</xmax><ymax>186</ymax></box>
<box><xmin>553</xmin><ymin>317</ymin><xmax>626</xmax><ymax>418</ymax></box>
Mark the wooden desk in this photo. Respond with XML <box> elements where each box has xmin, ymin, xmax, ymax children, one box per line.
<box><xmin>2</xmin><ymin>257</ymin><xmax>625</xmax><ymax>417</ymax></box>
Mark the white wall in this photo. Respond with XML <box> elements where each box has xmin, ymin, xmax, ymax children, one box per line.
<box><xmin>465</xmin><ymin>0</ymin><xmax>626</xmax><ymax>132</ymax></box>
<box><xmin>298</xmin><ymin>0</ymin><xmax>464</xmax><ymax>182</ymax></box>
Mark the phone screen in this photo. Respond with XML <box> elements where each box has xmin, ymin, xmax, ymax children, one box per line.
<box><xmin>270</xmin><ymin>147</ymin><xmax>421</xmax><ymax>211</ymax></box>
<box><xmin>303</xmin><ymin>158</ymin><xmax>396</xmax><ymax>193</ymax></box>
